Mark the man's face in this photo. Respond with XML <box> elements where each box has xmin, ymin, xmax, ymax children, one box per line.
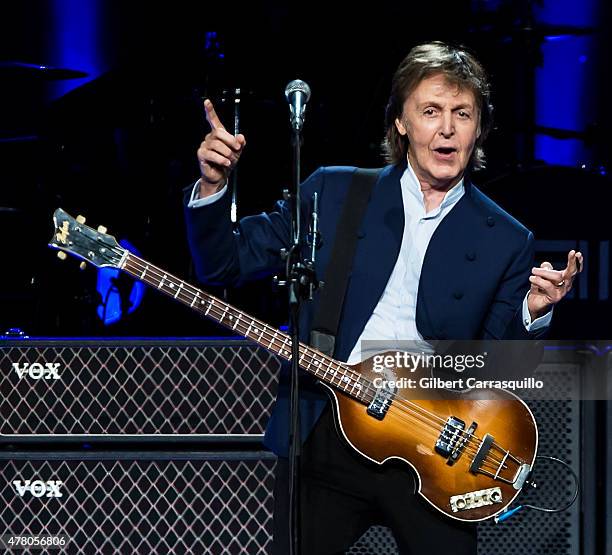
<box><xmin>395</xmin><ymin>73</ymin><xmax>480</xmax><ymax>190</ymax></box>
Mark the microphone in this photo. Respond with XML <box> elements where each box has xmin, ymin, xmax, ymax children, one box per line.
<box><xmin>285</xmin><ymin>79</ymin><xmax>311</xmax><ymax>131</ymax></box>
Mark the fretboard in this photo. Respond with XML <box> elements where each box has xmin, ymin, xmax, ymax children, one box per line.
<box><xmin>120</xmin><ymin>252</ymin><xmax>370</xmax><ymax>403</ymax></box>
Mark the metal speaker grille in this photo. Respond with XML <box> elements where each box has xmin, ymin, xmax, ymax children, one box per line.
<box><xmin>477</xmin><ymin>358</ymin><xmax>582</xmax><ymax>555</ymax></box>
<box><xmin>0</xmin><ymin>453</ymin><xmax>275</xmax><ymax>554</ymax></box>
<box><xmin>347</xmin><ymin>525</ymin><xmax>399</xmax><ymax>554</ymax></box>
<box><xmin>0</xmin><ymin>341</ymin><xmax>280</xmax><ymax>436</ymax></box>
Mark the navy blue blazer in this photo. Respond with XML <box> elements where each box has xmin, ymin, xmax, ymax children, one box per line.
<box><xmin>184</xmin><ymin>161</ymin><xmax>543</xmax><ymax>456</ymax></box>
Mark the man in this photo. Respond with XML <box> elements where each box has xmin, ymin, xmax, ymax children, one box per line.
<box><xmin>185</xmin><ymin>42</ymin><xmax>582</xmax><ymax>554</ymax></box>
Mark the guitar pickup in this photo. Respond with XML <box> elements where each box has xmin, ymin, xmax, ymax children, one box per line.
<box><xmin>367</xmin><ymin>384</ymin><xmax>395</xmax><ymax>420</ymax></box>
<box><xmin>435</xmin><ymin>416</ymin><xmax>465</xmax><ymax>458</ymax></box>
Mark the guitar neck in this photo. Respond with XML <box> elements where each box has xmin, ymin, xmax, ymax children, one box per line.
<box><xmin>120</xmin><ymin>252</ymin><xmax>369</xmax><ymax>403</ymax></box>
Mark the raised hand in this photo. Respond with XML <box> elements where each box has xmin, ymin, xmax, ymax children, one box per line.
<box><xmin>197</xmin><ymin>99</ymin><xmax>246</xmax><ymax>197</ymax></box>
<box><xmin>527</xmin><ymin>250</ymin><xmax>584</xmax><ymax>319</ymax></box>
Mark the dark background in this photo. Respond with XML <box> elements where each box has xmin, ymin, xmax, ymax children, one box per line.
<box><xmin>1</xmin><ymin>0</ymin><xmax>611</xmax><ymax>339</ymax></box>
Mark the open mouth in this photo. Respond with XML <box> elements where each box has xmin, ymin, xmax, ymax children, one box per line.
<box><xmin>433</xmin><ymin>147</ymin><xmax>457</xmax><ymax>155</ymax></box>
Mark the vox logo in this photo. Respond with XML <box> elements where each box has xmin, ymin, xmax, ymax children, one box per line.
<box><xmin>12</xmin><ymin>480</ymin><xmax>63</xmax><ymax>498</ymax></box>
<box><xmin>12</xmin><ymin>363</ymin><xmax>62</xmax><ymax>380</ymax></box>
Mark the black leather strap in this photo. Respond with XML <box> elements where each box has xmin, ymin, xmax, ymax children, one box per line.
<box><xmin>310</xmin><ymin>168</ymin><xmax>382</xmax><ymax>356</ymax></box>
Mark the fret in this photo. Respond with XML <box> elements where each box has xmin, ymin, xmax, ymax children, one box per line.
<box><xmin>324</xmin><ymin>361</ymin><xmax>335</xmax><ymax>384</ymax></box>
<box><xmin>205</xmin><ymin>298</ymin><xmax>213</xmax><ymax>315</ymax></box>
<box><xmin>232</xmin><ymin>313</ymin><xmax>240</xmax><ymax>330</ymax></box>
<box><xmin>349</xmin><ymin>374</ymin><xmax>358</xmax><ymax>395</ymax></box>
<box><xmin>173</xmin><ymin>282</ymin><xmax>183</xmax><ymax>299</ymax></box>
<box><xmin>277</xmin><ymin>341</ymin><xmax>288</xmax><ymax>358</ymax></box>
<box><xmin>158</xmin><ymin>274</ymin><xmax>167</xmax><ymax>289</ymax></box>
<box><xmin>140</xmin><ymin>265</ymin><xmax>149</xmax><ymax>279</ymax></box>
<box><xmin>190</xmin><ymin>291</ymin><xmax>200</xmax><ymax>308</ymax></box>
<box><xmin>282</xmin><ymin>339</ymin><xmax>291</xmax><ymax>358</ymax></box>
<box><xmin>333</xmin><ymin>367</ymin><xmax>342</xmax><ymax>388</ymax></box>
<box><xmin>268</xmin><ymin>330</ymin><xmax>278</xmax><ymax>349</ymax></box>
<box><xmin>245</xmin><ymin>321</ymin><xmax>253</xmax><ymax>337</ymax></box>
<box><xmin>334</xmin><ymin>366</ymin><xmax>343</xmax><ymax>387</ymax></box>
<box><xmin>220</xmin><ymin>305</ymin><xmax>229</xmax><ymax>322</ymax></box>
<box><xmin>304</xmin><ymin>356</ymin><xmax>317</xmax><ymax>376</ymax></box>
<box><xmin>280</xmin><ymin>343</ymin><xmax>291</xmax><ymax>358</ymax></box>
<box><xmin>307</xmin><ymin>355</ymin><xmax>317</xmax><ymax>377</ymax></box>
<box><xmin>340</xmin><ymin>372</ymin><xmax>351</xmax><ymax>392</ymax></box>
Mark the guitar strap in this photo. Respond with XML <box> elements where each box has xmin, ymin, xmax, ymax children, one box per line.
<box><xmin>310</xmin><ymin>168</ymin><xmax>382</xmax><ymax>357</ymax></box>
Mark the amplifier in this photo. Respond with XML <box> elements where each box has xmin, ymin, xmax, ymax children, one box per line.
<box><xmin>0</xmin><ymin>450</ymin><xmax>275</xmax><ymax>554</ymax></box>
<box><xmin>0</xmin><ymin>340</ymin><xmax>280</xmax><ymax>440</ymax></box>
<box><xmin>0</xmin><ymin>342</ymin><xmax>597</xmax><ymax>554</ymax></box>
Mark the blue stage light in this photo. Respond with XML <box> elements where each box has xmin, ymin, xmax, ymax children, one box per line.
<box><xmin>96</xmin><ymin>239</ymin><xmax>145</xmax><ymax>326</ymax></box>
<box><xmin>50</xmin><ymin>0</ymin><xmax>105</xmax><ymax>98</ymax></box>
<box><xmin>534</xmin><ymin>1</ymin><xmax>597</xmax><ymax>166</ymax></box>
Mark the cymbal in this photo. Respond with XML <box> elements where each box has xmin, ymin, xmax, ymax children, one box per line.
<box><xmin>0</xmin><ymin>61</ymin><xmax>88</xmax><ymax>80</ymax></box>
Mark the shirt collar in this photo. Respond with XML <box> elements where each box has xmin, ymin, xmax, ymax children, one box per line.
<box><xmin>402</xmin><ymin>160</ymin><xmax>465</xmax><ymax>216</ymax></box>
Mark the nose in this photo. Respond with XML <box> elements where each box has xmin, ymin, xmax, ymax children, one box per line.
<box><xmin>439</xmin><ymin>111</ymin><xmax>454</xmax><ymax>138</ymax></box>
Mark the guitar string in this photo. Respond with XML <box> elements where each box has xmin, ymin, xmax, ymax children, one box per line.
<box><xmin>119</xmin><ymin>254</ymin><xmax>518</xmax><ymax>468</ymax></box>
<box><xmin>63</xmin><ymin>231</ymin><xmax>519</xmax><ymax>470</ymax></box>
<box><xmin>382</xmin><ymin>407</ymin><xmax>507</xmax><ymax>472</ymax></box>
<box><xmin>95</xmin><ymin>249</ymin><xmax>519</xmax><ymax>467</ymax></box>
<box><xmin>119</xmin><ymin>254</ymin><xmax>516</xmax><ymax>468</ymax></box>
<box><xmin>120</xmin><ymin>255</ymin><xmax>460</xmax><ymax>424</ymax></box>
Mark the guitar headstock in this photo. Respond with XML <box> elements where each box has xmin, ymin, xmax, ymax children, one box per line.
<box><xmin>49</xmin><ymin>208</ymin><xmax>125</xmax><ymax>269</ymax></box>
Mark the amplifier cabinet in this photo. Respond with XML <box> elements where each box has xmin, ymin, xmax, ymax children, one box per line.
<box><xmin>1</xmin><ymin>340</ymin><xmax>280</xmax><ymax>440</ymax></box>
<box><xmin>0</xmin><ymin>451</ymin><xmax>275</xmax><ymax>554</ymax></box>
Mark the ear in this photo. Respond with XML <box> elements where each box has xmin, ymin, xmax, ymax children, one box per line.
<box><xmin>395</xmin><ymin>117</ymin><xmax>407</xmax><ymax>136</ymax></box>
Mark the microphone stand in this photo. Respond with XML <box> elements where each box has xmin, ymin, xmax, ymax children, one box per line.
<box><xmin>230</xmin><ymin>88</ymin><xmax>240</xmax><ymax>224</ymax></box>
<box><xmin>282</xmin><ymin>112</ymin><xmax>319</xmax><ymax>555</ymax></box>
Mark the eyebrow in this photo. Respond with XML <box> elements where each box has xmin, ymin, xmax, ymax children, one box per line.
<box><xmin>417</xmin><ymin>101</ymin><xmax>475</xmax><ymax>111</ymax></box>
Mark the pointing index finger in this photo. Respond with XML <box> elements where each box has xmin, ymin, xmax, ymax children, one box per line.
<box><xmin>204</xmin><ymin>99</ymin><xmax>225</xmax><ymax>131</ymax></box>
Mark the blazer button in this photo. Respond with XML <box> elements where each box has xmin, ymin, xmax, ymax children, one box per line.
<box><xmin>486</xmin><ymin>216</ymin><xmax>495</xmax><ymax>227</ymax></box>
<box><xmin>453</xmin><ymin>291</ymin><xmax>464</xmax><ymax>300</ymax></box>
<box><xmin>466</xmin><ymin>252</ymin><xmax>476</xmax><ymax>261</ymax></box>
<box><xmin>357</xmin><ymin>230</ymin><xmax>366</xmax><ymax>239</ymax></box>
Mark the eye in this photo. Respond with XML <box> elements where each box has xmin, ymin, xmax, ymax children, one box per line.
<box><xmin>423</xmin><ymin>107</ymin><xmax>438</xmax><ymax>117</ymax></box>
<box><xmin>457</xmin><ymin>110</ymin><xmax>471</xmax><ymax>119</ymax></box>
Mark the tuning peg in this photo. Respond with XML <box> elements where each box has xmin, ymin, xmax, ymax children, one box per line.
<box><xmin>97</xmin><ymin>225</ymin><xmax>107</xmax><ymax>234</ymax></box>
<box><xmin>79</xmin><ymin>262</ymin><xmax>87</xmax><ymax>271</ymax></box>
<box><xmin>76</xmin><ymin>215</ymin><xmax>86</xmax><ymax>224</ymax></box>
<box><xmin>57</xmin><ymin>251</ymin><xmax>67</xmax><ymax>261</ymax></box>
